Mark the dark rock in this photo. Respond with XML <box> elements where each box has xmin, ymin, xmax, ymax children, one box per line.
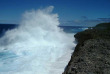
<box><xmin>63</xmin><ymin>23</ymin><xmax>110</xmax><ymax>74</ymax></box>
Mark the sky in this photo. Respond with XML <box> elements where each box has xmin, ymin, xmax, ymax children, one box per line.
<box><xmin>0</xmin><ymin>0</ymin><xmax>110</xmax><ymax>26</ymax></box>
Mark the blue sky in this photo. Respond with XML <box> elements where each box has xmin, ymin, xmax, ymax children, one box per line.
<box><xmin>0</xmin><ymin>0</ymin><xmax>110</xmax><ymax>26</ymax></box>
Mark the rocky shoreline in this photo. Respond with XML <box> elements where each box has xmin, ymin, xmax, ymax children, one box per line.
<box><xmin>63</xmin><ymin>23</ymin><xmax>110</xmax><ymax>74</ymax></box>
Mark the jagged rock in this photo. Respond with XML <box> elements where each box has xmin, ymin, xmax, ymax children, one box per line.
<box><xmin>63</xmin><ymin>23</ymin><xmax>110</xmax><ymax>74</ymax></box>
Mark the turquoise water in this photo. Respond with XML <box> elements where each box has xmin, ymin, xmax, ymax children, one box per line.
<box><xmin>0</xmin><ymin>25</ymin><xmax>87</xmax><ymax>74</ymax></box>
<box><xmin>0</xmin><ymin>6</ymin><xmax>87</xmax><ymax>74</ymax></box>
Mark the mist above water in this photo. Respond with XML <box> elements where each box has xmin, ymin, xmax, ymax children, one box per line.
<box><xmin>0</xmin><ymin>6</ymin><xmax>75</xmax><ymax>74</ymax></box>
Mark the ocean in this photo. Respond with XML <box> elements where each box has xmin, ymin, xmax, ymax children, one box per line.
<box><xmin>59</xmin><ymin>26</ymin><xmax>88</xmax><ymax>33</ymax></box>
<box><xmin>0</xmin><ymin>24</ymin><xmax>87</xmax><ymax>36</ymax></box>
<box><xmin>0</xmin><ymin>24</ymin><xmax>87</xmax><ymax>74</ymax></box>
<box><xmin>0</xmin><ymin>6</ymin><xmax>87</xmax><ymax>74</ymax></box>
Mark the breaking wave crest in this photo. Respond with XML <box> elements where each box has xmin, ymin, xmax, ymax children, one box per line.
<box><xmin>0</xmin><ymin>6</ymin><xmax>75</xmax><ymax>74</ymax></box>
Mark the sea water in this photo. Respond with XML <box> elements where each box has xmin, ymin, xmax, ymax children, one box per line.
<box><xmin>0</xmin><ymin>6</ymin><xmax>87</xmax><ymax>74</ymax></box>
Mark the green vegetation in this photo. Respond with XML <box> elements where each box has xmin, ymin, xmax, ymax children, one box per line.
<box><xmin>74</xmin><ymin>22</ymin><xmax>110</xmax><ymax>43</ymax></box>
<box><xmin>94</xmin><ymin>22</ymin><xmax>110</xmax><ymax>30</ymax></box>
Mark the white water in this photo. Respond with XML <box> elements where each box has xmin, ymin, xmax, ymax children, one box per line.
<box><xmin>0</xmin><ymin>6</ymin><xmax>76</xmax><ymax>74</ymax></box>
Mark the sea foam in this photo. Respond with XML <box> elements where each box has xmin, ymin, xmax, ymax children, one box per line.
<box><xmin>0</xmin><ymin>6</ymin><xmax>76</xmax><ymax>74</ymax></box>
